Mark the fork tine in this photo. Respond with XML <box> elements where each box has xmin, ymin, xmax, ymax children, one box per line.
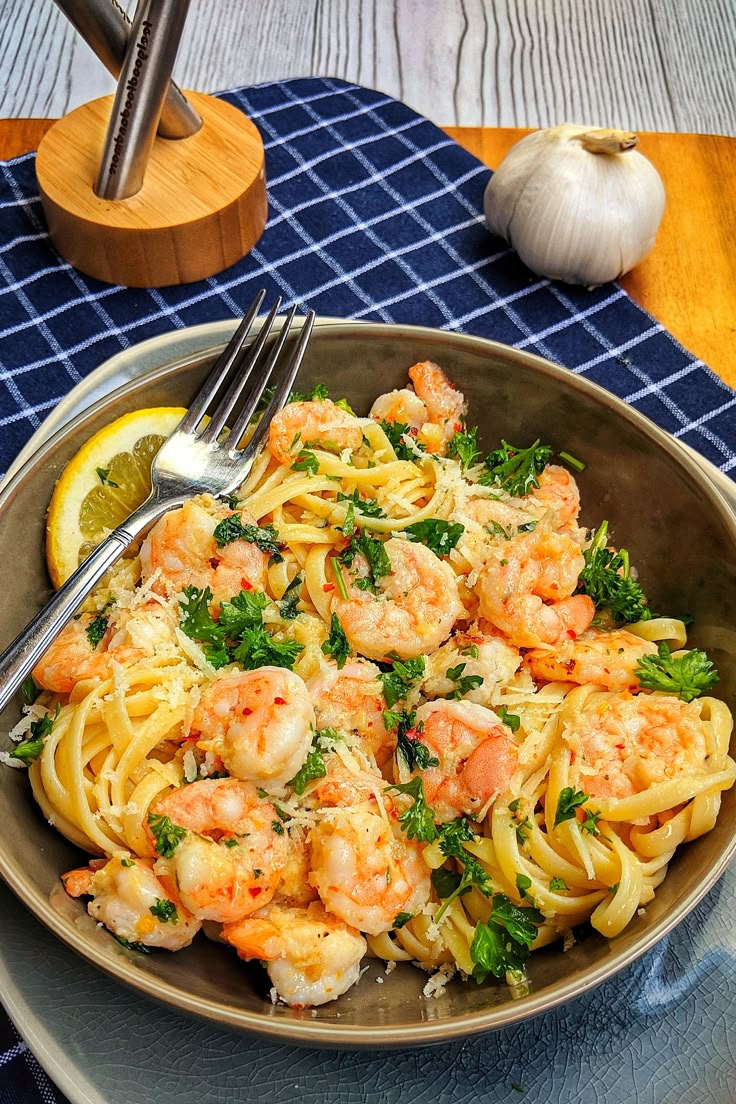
<box><xmin>199</xmin><ymin>297</ymin><xmax>283</xmax><ymax>444</ymax></box>
<box><xmin>177</xmin><ymin>288</ymin><xmax>268</xmax><ymax>435</ymax></box>
<box><xmin>235</xmin><ymin>308</ymin><xmax>316</xmax><ymax>455</ymax></box>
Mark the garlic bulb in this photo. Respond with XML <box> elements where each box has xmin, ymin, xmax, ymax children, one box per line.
<box><xmin>484</xmin><ymin>124</ymin><xmax>666</xmax><ymax>287</ymax></box>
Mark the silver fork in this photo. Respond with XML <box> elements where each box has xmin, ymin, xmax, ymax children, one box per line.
<box><xmin>0</xmin><ymin>290</ymin><xmax>315</xmax><ymax>713</ymax></box>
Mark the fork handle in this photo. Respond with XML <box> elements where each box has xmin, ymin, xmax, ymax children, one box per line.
<box><xmin>0</xmin><ymin>498</ymin><xmax>166</xmax><ymax>715</ymax></box>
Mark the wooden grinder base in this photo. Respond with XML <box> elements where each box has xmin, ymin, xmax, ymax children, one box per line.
<box><xmin>35</xmin><ymin>91</ymin><xmax>267</xmax><ymax>287</ymax></box>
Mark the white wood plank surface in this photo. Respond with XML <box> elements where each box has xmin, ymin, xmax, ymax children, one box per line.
<box><xmin>0</xmin><ymin>0</ymin><xmax>734</xmax><ymax>134</ymax></box>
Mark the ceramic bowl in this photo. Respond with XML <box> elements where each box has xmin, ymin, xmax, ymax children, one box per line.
<box><xmin>1</xmin><ymin>321</ymin><xmax>735</xmax><ymax>1046</ymax></box>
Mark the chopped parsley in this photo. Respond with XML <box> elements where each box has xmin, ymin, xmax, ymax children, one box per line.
<box><xmin>291</xmin><ymin>449</ymin><xmax>320</xmax><ymax>474</ymax></box>
<box><xmin>85</xmin><ymin>609</ymin><xmax>110</xmax><ymax>650</ymax></box>
<box><xmin>549</xmin><ymin>876</ymin><xmax>569</xmax><ymax>892</ymax></box>
<box><xmin>212</xmin><ymin>515</ymin><xmax>284</xmax><ymax>562</ymax></box>
<box><xmin>392</xmin><ymin>912</ymin><xmax>413</xmax><ymax>929</ymax></box>
<box><xmin>635</xmin><ymin>642</ymin><xmax>719</xmax><ymax>702</ymax></box>
<box><xmin>379</xmin><ymin>420</ymin><xmax>426</xmax><ymax>461</ymax></box>
<box><xmin>339</xmin><ymin>529</ymin><xmax>391</xmax><ymax>591</ymax></box>
<box><xmin>553</xmin><ymin>787</ymin><xmax>590</xmax><ymax>828</ymax></box>
<box><xmin>179</xmin><ymin>585</ymin><xmax>303</xmax><ymax>671</ymax></box>
<box><xmin>575</xmin><ymin>521</ymin><xmax>649</xmax><ymax>623</ymax></box>
<box><xmin>147</xmin><ymin>813</ymin><xmax>187</xmax><ymax>858</ymax></box>
<box><xmin>149</xmin><ymin>898</ymin><xmax>178</xmax><ymax>923</ymax></box>
<box><xmin>470</xmin><ymin>895</ymin><xmax>544</xmax><ymax>983</ymax></box>
<box><xmin>114</xmin><ymin>935</ymin><xmax>150</xmax><ymax>953</ymax></box>
<box><xmin>515</xmin><ymin>816</ymin><xmax>533</xmax><ymax>845</ymax></box>
<box><xmin>444</xmin><ymin>662</ymin><xmax>483</xmax><ymax>699</ymax></box>
<box><xmin>497</xmin><ymin>705</ymin><xmax>521</xmax><ymax>733</ymax></box>
<box><xmin>515</xmin><ymin>873</ymin><xmax>532</xmax><ymax>899</ymax></box>
<box><xmin>288</xmin><ymin>729</ymin><xmax>337</xmax><ymax>795</ymax></box>
<box><xmin>9</xmin><ymin>704</ymin><xmax>60</xmax><ymax>764</ymax></box>
<box><xmin>385</xmin><ymin>777</ymin><xmax>437</xmax><ymax>843</ymax></box>
<box><xmin>433</xmin><ymin>818</ymin><xmax>494</xmax><ymax>922</ymax></box>
<box><xmin>336</xmin><ymin>489</ymin><xmax>386</xmax><ymax>518</ymax></box>
<box><xmin>321</xmin><ymin>613</ymin><xmax>351</xmax><ymax>668</ymax></box>
<box><xmin>378</xmin><ymin>655</ymin><xmax>426</xmax><ymax>708</ymax></box>
<box><xmin>580</xmin><ymin>808</ymin><xmax>604</xmax><ymax>837</ymax></box>
<box><xmin>386</xmin><ymin>709</ymin><xmax>439</xmax><ymax>772</ymax></box>
<box><xmin>478</xmin><ymin>439</ymin><xmax>553</xmax><ymax>497</ymax></box>
<box><xmin>96</xmin><ymin>466</ymin><xmax>119</xmax><ymax>487</ymax></box>
<box><xmin>20</xmin><ymin>676</ymin><xmax>39</xmax><ymax>704</ymax></box>
<box><xmin>447</xmin><ymin>425</ymin><xmax>482</xmax><ymax>470</ymax></box>
<box><xmin>278</xmin><ymin>574</ymin><xmax>303</xmax><ymax>620</ymax></box>
<box><xmin>404</xmin><ymin>519</ymin><xmax>465</xmax><ymax>556</ymax></box>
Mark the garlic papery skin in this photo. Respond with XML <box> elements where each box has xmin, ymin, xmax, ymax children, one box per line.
<box><xmin>483</xmin><ymin>124</ymin><xmax>666</xmax><ymax>288</ymax></box>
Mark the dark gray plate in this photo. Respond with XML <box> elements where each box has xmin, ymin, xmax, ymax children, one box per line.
<box><xmin>1</xmin><ymin>321</ymin><xmax>735</xmax><ymax>1047</ymax></box>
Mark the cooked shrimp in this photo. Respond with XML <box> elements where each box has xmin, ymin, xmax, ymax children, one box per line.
<box><xmin>477</xmin><ymin>527</ymin><xmax>595</xmax><ymax>648</ymax></box>
<box><xmin>149</xmin><ymin>778</ymin><xmax>289</xmax><ymax>922</ymax></box>
<box><xmin>370</xmin><ymin>387</ymin><xmax>428</xmax><ymax>431</ymax></box>
<box><xmin>192</xmin><ymin>667</ymin><xmax>315</xmax><ymax>788</ymax></box>
<box><xmin>32</xmin><ymin>601</ymin><xmax>176</xmax><ymax>694</ymax></box>
<box><xmin>422</xmin><ymin>628</ymin><xmax>521</xmax><ymax>707</ymax></box>
<box><xmin>563</xmin><ymin>691</ymin><xmax>710</xmax><ymax>802</ymax></box>
<box><xmin>456</xmin><ymin>495</ymin><xmax>537</xmax><ymax>537</ymax></box>
<box><xmin>223</xmin><ymin>901</ymin><xmax>367</xmax><ymax>1007</ymax></box>
<box><xmin>332</xmin><ymin>537</ymin><xmax>463</xmax><ymax>661</ymax></box>
<box><xmin>412</xmin><ymin>700</ymin><xmax>518</xmax><ymax>821</ymax></box>
<box><xmin>309</xmin><ymin>806</ymin><xmax>431</xmax><ymax>935</ymax></box>
<box><xmin>304</xmin><ymin>760</ymin><xmax>387</xmax><ymax>808</ymax></box>
<box><xmin>268</xmin><ymin>400</ymin><xmax>364</xmax><ymax>463</ymax></box>
<box><xmin>408</xmin><ymin>361</ymin><xmax>466</xmax><ymax>443</ymax></box>
<box><xmin>62</xmin><ymin>856</ymin><xmax>201</xmax><ymax>951</ymax></box>
<box><xmin>307</xmin><ymin>659</ymin><xmax>394</xmax><ymax>767</ymax></box>
<box><xmin>526</xmin><ymin>465</ymin><xmax>582</xmax><ymax>531</ymax></box>
<box><xmin>140</xmin><ymin>496</ymin><xmax>268</xmax><ymax>607</ymax></box>
<box><xmin>527</xmin><ymin>628</ymin><xmax>658</xmax><ymax>692</ymax></box>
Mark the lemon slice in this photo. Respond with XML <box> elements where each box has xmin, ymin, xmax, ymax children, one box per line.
<box><xmin>46</xmin><ymin>407</ymin><xmax>186</xmax><ymax>588</ymax></box>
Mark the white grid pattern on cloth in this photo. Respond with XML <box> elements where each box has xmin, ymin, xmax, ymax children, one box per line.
<box><xmin>1</xmin><ymin>76</ymin><xmax>736</xmax><ymax>1101</ymax></box>
<box><xmin>1</xmin><ymin>76</ymin><xmax>733</xmax><ymax>480</ymax></box>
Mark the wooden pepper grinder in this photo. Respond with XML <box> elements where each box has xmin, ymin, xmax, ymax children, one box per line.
<box><xmin>35</xmin><ymin>0</ymin><xmax>267</xmax><ymax>288</ymax></box>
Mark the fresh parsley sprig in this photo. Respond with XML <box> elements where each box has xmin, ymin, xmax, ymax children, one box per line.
<box><xmin>385</xmin><ymin>777</ymin><xmax>438</xmax><ymax>843</ymax></box>
<box><xmin>379</xmin><ymin>421</ymin><xmax>426</xmax><ymax>461</ymax></box>
<box><xmin>288</xmin><ymin>728</ymin><xmax>340</xmax><ymax>794</ymax></box>
<box><xmin>147</xmin><ymin>813</ymin><xmax>187</xmax><ymax>858</ymax></box>
<box><xmin>478</xmin><ymin>439</ymin><xmax>553</xmax><ymax>497</ymax></box>
<box><xmin>444</xmin><ymin>662</ymin><xmax>483</xmax><ymax>700</ymax></box>
<box><xmin>378</xmin><ymin>655</ymin><xmax>426</xmax><ymax>708</ymax></box>
<box><xmin>470</xmin><ymin>895</ymin><xmax>545</xmax><ymax>983</ymax></box>
<box><xmin>321</xmin><ymin>613</ymin><xmax>351</xmax><ymax>668</ymax></box>
<box><xmin>179</xmin><ymin>586</ymin><xmax>303</xmax><ymax>671</ymax></box>
<box><xmin>447</xmin><ymin>425</ymin><xmax>482</xmax><ymax>470</ymax></box>
<box><xmin>212</xmin><ymin>515</ymin><xmax>284</xmax><ymax>562</ymax></box>
<box><xmin>339</xmin><ymin>529</ymin><xmax>392</xmax><ymax>592</ymax></box>
<box><xmin>635</xmin><ymin>641</ymin><xmax>719</xmax><ymax>702</ymax></box>
<box><xmin>575</xmin><ymin>521</ymin><xmax>649</xmax><ymax>623</ymax></box>
<box><xmin>385</xmin><ymin>708</ymin><xmax>439</xmax><ymax>772</ymax></box>
<box><xmin>9</xmin><ymin>704</ymin><xmax>60</xmax><ymax>764</ymax></box>
<box><xmin>404</xmin><ymin>519</ymin><xmax>465</xmax><ymax>556</ymax></box>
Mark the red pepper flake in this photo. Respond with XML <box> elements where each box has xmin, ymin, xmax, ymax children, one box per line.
<box><xmin>241</xmin><ymin>578</ymin><xmax>253</xmax><ymax>590</ymax></box>
<box><xmin>274</xmin><ymin>696</ymin><xmax>286</xmax><ymax>705</ymax></box>
<box><xmin>409</xmin><ymin>426</ymin><xmax>419</xmax><ymax>436</ymax></box>
<box><xmin>248</xmin><ymin>887</ymin><xmax>262</xmax><ymax>898</ymax></box>
<box><xmin>566</xmin><ymin>630</ymin><xmax>576</xmax><ymax>638</ymax></box>
<box><xmin>322</xmin><ymin>582</ymin><xmax>335</xmax><ymax>592</ymax></box>
<box><xmin>615</xmin><ymin>743</ymin><xmax>625</xmax><ymax>749</ymax></box>
<box><xmin>242</xmin><ymin>707</ymin><xmax>253</xmax><ymax>716</ymax></box>
<box><xmin>453</xmin><ymin>422</ymin><xmax>461</xmax><ymax>432</ymax></box>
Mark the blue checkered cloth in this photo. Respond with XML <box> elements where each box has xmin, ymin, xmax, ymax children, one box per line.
<box><xmin>1</xmin><ymin>77</ymin><xmax>735</xmax><ymax>480</ymax></box>
<box><xmin>0</xmin><ymin>78</ymin><xmax>735</xmax><ymax>1104</ymax></box>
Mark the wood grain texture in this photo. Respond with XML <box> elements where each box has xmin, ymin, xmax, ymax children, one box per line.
<box><xmin>2</xmin><ymin>118</ymin><xmax>734</xmax><ymax>387</ymax></box>
<box><xmin>35</xmin><ymin>93</ymin><xmax>267</xmax><ymax>287</ymax></box>
<box><xmin>1</xmin><ymin>0</ymin><xmax>734</xmax><ymax>133</ymax></box>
